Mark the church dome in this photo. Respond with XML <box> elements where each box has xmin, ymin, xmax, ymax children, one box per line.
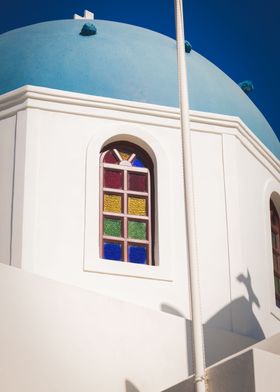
<box><xmin>0</xmin><ymin>19</ymin><xmax>279</xmax><ymax>158</ymax></box>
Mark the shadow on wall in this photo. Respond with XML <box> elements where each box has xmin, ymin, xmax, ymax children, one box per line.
<box><xmin>163</xmin><ymin>376</ymin><xmax>195</xmax><ymax>392</ymax></box>
<box><xmin>206</xmin><ymin>270</ymin><xmax>265</xmax><ymax>341</ymax></box>
<box><xmin>161</xmin><ymin>270</ymin><xmax>265</xmax><ymax>369</ymax></box>
<box><xmin>125</xmin><ymin>380</ymin><xmax>140</xmax><ymax>392</ymax></box>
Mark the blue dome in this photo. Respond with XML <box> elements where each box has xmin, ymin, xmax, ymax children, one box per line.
<box><xmin>0</xmin><ymin>19</ymin><xmax>279</xmax><ymax>158</ymax></box>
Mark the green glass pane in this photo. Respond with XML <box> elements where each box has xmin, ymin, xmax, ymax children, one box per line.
<box><xmin>128</xmin><ymin>221</ymin><xmax>147</xmax><ymax>240</ymax></box>
<box><xmin>278</xmin><ymin>279</ymin><xmax>280</xmax><ymax>294</ymax></box>
<box><xmin>274</xmin><ymin>277</ymin><xmax>280</xmax><ymax>294</ymax></box>
<box><xmin>104</xmin><ymin>218</ymin><xmax>122</xmax><ymax>237</ymax></box>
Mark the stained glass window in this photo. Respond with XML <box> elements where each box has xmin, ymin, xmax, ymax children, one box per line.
<box><xmin>100</xmin><ymin>142</ymin><xmax>154</xmax><ymax>265</ymax></box>
<box><xmin>270</xmin><ymin>200</ymin><xmax>280</xmax><ymax>308</ymax></box>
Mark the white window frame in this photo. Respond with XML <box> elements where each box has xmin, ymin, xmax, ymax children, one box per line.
<box><xmin>83</xmin><ymin>133</ymin><xmax>173</xmax><ymax>282</ymax></box>
<box><xmin>264</xmin><ymin>180</ymin><xmax>280</xmax><ymax>321</ymax></box>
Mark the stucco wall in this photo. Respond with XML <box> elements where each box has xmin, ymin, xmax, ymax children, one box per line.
<box><xmin>10</xmin><ymin>105</ymin><xmax>191</xmax><ymax>319</ymax></box>
<box><xmin>0</xmin><ymin>115</ymin><xmax>15</xmax><ymax>265</ymax></box>
<box><xmin>228</xmin><ymin>137</ymin><xmax>280</xmax><ymax>338</ymax></box>
<box><xmin>2</xmin><ymin>87</ymin><xmax>280</xmax><ymax>347</ymax></box>
<box><xmin>0</xmin><ymin>263</ymin><xmax>189</xmax><ymax>392</ymax></box>
<box><xmin>0</xmin><ymin>262</ymin><xmax>258</xmax><ymax>392</ymax></box>
<box><xmin>191</xmin><ymin>121</ymin><xmax>280</xmax><ymax>340</ymax></box>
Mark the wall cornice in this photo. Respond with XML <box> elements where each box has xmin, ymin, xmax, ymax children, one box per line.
<box><xmin>0</xmin><ymin>85</ymin><xmax>279</xmax><ymax>174</ymax></box>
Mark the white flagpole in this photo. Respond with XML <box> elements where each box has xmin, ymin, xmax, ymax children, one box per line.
<box><xmin>174</xmin><ymin>1</ymin><xmax>206</xmax><ymax>391</ymax></box>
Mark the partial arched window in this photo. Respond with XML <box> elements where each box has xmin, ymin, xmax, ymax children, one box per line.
<box><xmin>100</xmin><ymin>142</ymin><xmax>154</xmax><ymax>265</ymax></box>
<box><xmin>270</xmin><ymin>199</ymin><xmax>280</xmax><ymax>308</ymax></box>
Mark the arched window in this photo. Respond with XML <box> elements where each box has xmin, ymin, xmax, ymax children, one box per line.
<box><xmin>270</xmin><ymin>199</ymin><xmax>280</xmax><ymax>308</ymax></box>
<box><xmin>100</xmin><ymin>142</ymin><xmax>154</xmax><ymax>265</ymax></box>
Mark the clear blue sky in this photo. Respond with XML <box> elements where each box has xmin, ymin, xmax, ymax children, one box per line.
<box><xmin>1</xmin><ymin>0</ymin><xmax>279</xmax><ymax>140</ymax></box>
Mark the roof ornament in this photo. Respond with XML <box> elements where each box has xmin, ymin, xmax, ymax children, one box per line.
<box><xmin>184</xmin><ymin>40</ymin><xmax>192</xmax><ymax>53</ymax></box>
<box><xmin>239</xmin><ymin>80</ymin><xmax>254</xmax><ymax>94</ymax></box>
<box><xmin>74</xmin><ymin>10</ymin><xmax>94</xmax><ymax>20</ymax></box>
<box><xmin>80</xmin><ymin>23</ymin><xmax>97</xmax><ymax>36</ymax></box>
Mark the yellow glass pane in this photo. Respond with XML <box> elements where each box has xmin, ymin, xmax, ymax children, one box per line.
<box><xmin>104</xmin><ymin>194</ymin><xmax>122</xmax><ymax>213</ymax></box>
<box><xmin>119</xmin><ymin>151</ymin><xmax>130</xmax><ymax>160</ymax></box>
<box><xmin>128</xmin><ymin>197</ymin><xmax>147</xmax><ymax>216</ymax></box>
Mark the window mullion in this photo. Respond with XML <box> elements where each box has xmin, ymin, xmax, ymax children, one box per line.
<box><xmin>101</xmin><ymin>146</ymin><xmax>154</xmax><ymax>266</ymax></box>
<box><xmin>100</xmin><ymin>163</ymin><xmax>105</xmax><ymax>258</ymax></box>
<box><xmin>271</xmin><ymin>200</ymin><xmax>280</xmax><ymax>309</ymax></box>
<box><xmin>147</xmin><ymin>170</ymin><xmax>152</xmax><ymax>265</ymax></box>
<box><xmin>124</xmin><ymin>168</ymin><xmax>128</xmax><ymax>262</ymax></box>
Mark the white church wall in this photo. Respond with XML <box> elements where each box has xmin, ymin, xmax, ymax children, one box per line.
<box><xmin>0</xmin><ymin>262</ymin><xmax>190</xmax><ymax>392</ymax></box>
<box><xmin>189</xmin><ymin>115</ymin><xmax>280</xmax><ymax>342</ymax></box>
<box><xmin>191</xmin><ymin>130</ymin><xmax>232</xmax><ymax>331</ymax></box>
<box><xmin>0</xmin><ymin>260</ymin><xmax>258</xmax><ymax>392</ymax></box>
<box><xmin>206</xmin><ymin>347</ymin><xmax>280</xmax><ymax>392</ymax></box>
<box><xmin>0</xmin><ymin>115</ymin><xmax>15</xmax><ymax>265</ymax></box>
<box><xmin>230</xmin><ymin>137</ymin><xmax>280</xmax><ymax>339</ymax></box>
<box><xmin>11</xmin><ymin>105</ymin><xmax>191</xmax><ymax>319</ymax></box>
<box><xmin>4</xmin><ymin>86</ymin><xmax>280</xmax><ymax>345</ymax></box>
<box><xmin>11</xmin><ymin>109</ymin><xmax>41</xmax><ymax>271</ymax></box>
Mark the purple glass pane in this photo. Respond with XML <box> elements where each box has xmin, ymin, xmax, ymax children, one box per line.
<box><xmin>104</xmin><ymin>169</ymin><xmax>123</xmax><ymax>189</ymax></box>
<box><xmin>128</xmin><ymin>172</ymin><xmax>147</xmax><ymax>192</ymax></box>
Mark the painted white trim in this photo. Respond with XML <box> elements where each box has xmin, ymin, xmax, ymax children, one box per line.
<box><xmin>0</xmin><ymin>86</ymin><xmax>279</xmax><ymax>173</ymax></box>
<box><xmin>10</xmin><ymin>109</ymin><xmax>40</xmax><ymax>271</ymax></box>
<box><xmin>263</xmin><ymin>180</ymin><xmax>280</xmax><ymax>321</ymax></box>
<box><xmin>0</xmin><ymin>85</ymin><xmax>179</xmax><ymax>121</ymax></box>
<box><xmin>84</xmin><ymin>130</ymin><xmax>173</xmax><ymax>282</ymax></box>
<box><xmin>221</xmin><ymin>134</ymin><xmax>248</xmax><ymax>333</ymax></box>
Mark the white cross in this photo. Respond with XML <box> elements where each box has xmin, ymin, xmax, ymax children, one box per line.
<box><xmin>73</xmin><ymin>10</ymin><xmax>94</xmax><ymax>20</ymax></box>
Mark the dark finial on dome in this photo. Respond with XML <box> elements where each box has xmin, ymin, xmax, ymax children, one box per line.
<box><xmin>239</xmin><ymin>80</ymin><xmax>254</xmax><ymax>94</ymax></box>
<box><xmin>80</xmin><ymin>23</ymin><xmax>97</xmax><ymax>36</ymax></box>
<box><xmin>185</xmin><ymin>40</ymin><xmax>192</xmax><ymax>53</ymax></box>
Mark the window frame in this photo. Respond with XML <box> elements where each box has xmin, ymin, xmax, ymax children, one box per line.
<box><xmin>263</xmin><ymin>181</ymin><xmax>280</xmax><ymax>321</ymax></box>
<box><xmin>270</xmin><ymin>199</ymin><xmax>280</xmax><ymax>308</ymax></box>
<box><xmin>84</xmin><ymin>134</ymin><xmax>173</xmax><ymax>282</ymax></box>
<box><xmin>100</xmin><ymin>144</ymin><xmax>153</xmax><ymax>265</ymax></box>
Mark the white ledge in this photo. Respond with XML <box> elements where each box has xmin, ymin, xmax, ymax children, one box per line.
<box><xmin>0</xmin><ymin>85</ymin><xmax>279</xmax><ymax>172</ymax></box>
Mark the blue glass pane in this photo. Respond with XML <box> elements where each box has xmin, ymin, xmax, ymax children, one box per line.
<box><xmin>104</xmin><ymin>242</ymin><xmax>122</xmax><ymax>261</ymax></box>
<box><xmin>128</xmin><ymin>245</ymin><xmax>147</xmax><ymax>264</ymax></box>
<box><xmin>132</xmin><ymin>158</ymin><xmax>145</xmax><ymax>168</ymax></box>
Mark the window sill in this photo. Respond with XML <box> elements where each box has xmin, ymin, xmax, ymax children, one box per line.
<box><xmin>84</xmin><ymin>259</ymin><xmax>173</xmax><ymax>281</ymax></box>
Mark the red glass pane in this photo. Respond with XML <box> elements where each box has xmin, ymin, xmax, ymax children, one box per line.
<box><xmin>103</xmin><ymin>150</ymin><xmax>118</xmax><ymax>164</ymax></box>
<box><xmin>104</xmin><ymin>170</ymin><xmax>123</xmax><ymax>189</ymax></box>
<box><xmin>128</xmin><ymin>172</ymin><xmax>147</xmax><ymax>192</ymax></box>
